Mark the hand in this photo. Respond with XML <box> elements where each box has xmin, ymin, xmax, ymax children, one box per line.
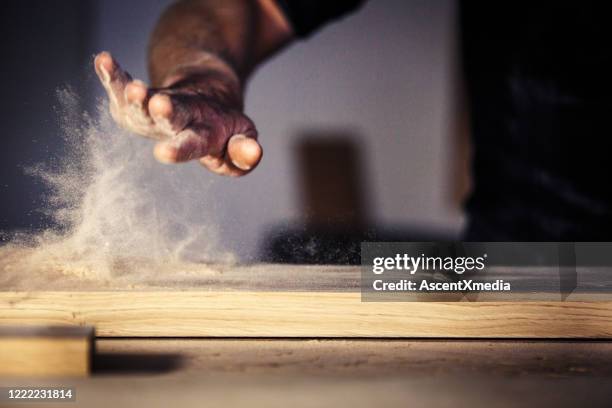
<box><xmin>93</xmin><ymin>51</ymin><xmax>262</xmax><ymax>176</ymax></box>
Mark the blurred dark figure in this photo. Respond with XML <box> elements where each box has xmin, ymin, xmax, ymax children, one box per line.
<box><xmin>461</xmin><ymin>1</ymin><xmax>612</xmax><ymax>240</ymax></box>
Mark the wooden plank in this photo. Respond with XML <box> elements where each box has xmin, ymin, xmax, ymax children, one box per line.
<box><xmin>1</xmin><ymin>292</ymin><xmax>612</xmax><ymax>338</ymax></box>
<box><xmin>0</xmin><ymin>325</ymin><xmax>94</xmax><ymax>377</ymax></box>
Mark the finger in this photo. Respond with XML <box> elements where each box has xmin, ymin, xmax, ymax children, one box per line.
<box><xmin>125</xmin><ymin>79</ymin><xmax>149</xmax><ymax>107</ymax></box>
<box><xmin>148</xmin><ymin>93</ymin><xmax>177</xmax><ymax>137</ymax></box>
<box><xmin>123</xmin><ymin>80</ymin><xmax>156</xmax><ymax>135</ymax></box>
<box><xmin>153</xmin><ymin>129</ymin><xmax>208</xmax><ymax>164</ymax></box>
<box><xmin>198</xmin><ymin>155</ymin><xmax>243</xmax><ymax>177</ymax></box>
<box><xmin>227</xmin><ymin>134</ymin><xmax>263</xmax><ymax>171</ymax></box>
<box><xmin>198</xmin><ymin>134</ymin><xmax>262</xmax><ymax>177</ymax></box>
<box><xmin>199</xmin><ymin>155</ymin><xmax>249</xmax><ymax>177</ymax></box>
<box><xmin>94</xmin><ymin>51</ymin><xmax>132</xmax><ymax>109</ymax></box>
<box><xmin>199</xmin><ymin>155</ymin><xmax>227</xmax><ymax>174</ymax></box>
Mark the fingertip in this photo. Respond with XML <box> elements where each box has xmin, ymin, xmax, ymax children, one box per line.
<box><xmin>94</xmin><ymin>51</ymin><xmax>114</xmax><ymax>79</ymax></box>
<box><xmin>199</xmin><ymin>155</ymin><xmax>225</xmax><ymax>172</ymax></box>
<box><xmin>149</xmin><ymin>94</ymin><xmax>173</xmax><ymax>119</ymax></box>
<box><xmin>228</xmin><ymin>134</ymin><xmax>262</xmax><ymax>171</ymax></box>
<box><xmin>94</xmin><ymin>51</ymin><xmax>112</xmax><ymax>67</ymax></box>
<box><xmin>125</xmin><ymin>80</ymin><xmax>148</xmax><ymax>105</ymax></box>
<box><xmin>153</xmin><ymin>142</ymin><xmax>178</xmax><ymax>164</ymax></box>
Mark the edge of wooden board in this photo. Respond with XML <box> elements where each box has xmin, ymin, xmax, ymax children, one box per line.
<box><xmin>1</xmin><ymin>291</ymin><xmax>612</xmax><ymax>338</ymax></box>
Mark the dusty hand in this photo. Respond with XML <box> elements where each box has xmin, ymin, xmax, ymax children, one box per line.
<box><xmin>94</xmin><ymin>51</ymin><xmax>262</xmax><ymax>176</ymax></box>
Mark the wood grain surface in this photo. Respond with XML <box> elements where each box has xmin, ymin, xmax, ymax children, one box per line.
<box><xmin>1</xmin><ymin>291</ymin><xmax>612</xmax><ymax>338</ymax></box>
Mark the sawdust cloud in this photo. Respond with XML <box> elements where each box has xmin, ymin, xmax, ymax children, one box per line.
<box><xmin>0</xmin><ymin>88</ymin><xmax>235</xmax><ymax>289</ymax></box>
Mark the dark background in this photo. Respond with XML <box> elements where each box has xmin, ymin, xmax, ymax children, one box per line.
<box><xmin>1</xmin><ymin>1</ymin><xmax>94</xmax><ymax>232</ymax></box>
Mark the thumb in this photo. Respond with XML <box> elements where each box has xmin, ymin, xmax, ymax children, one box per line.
<box><xmin>227</xmin><ymin>134</ymin><xmax>263</xmax><ymax>171</ymax></box>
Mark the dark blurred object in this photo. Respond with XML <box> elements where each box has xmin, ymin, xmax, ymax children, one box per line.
<box><xmin>297</xmin><ymin>133</ymin><xmax>369</xmax><ymax>231</ymax></box>
<box><xmin>0</xmin><ymin>2</ymin><xmax>93</xmax><ymax>233</ymax></box>
<box><xmin>262</xmin><ymin>224</ymin><xmax>456</xmax><ymax>264</ymax></box>
<box><xmin>94</xmin><ymin>351</ymin><xmax>183</xmax><ymax>375</ymax></box>
<box><xmin>262</xmin><ymin>131</ymin><xmax>455</xmax><ymax>264</ymax></box>
<box><xmin>461</xmin><ymin>1</ymin><xmax>612</xmax><ymax>240</ymax></box>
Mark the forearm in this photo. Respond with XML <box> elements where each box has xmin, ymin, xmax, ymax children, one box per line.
<box><xmin>148</xmin><ymin>0</ymin><xmax>293</xmax><ymax>104</ymax></box>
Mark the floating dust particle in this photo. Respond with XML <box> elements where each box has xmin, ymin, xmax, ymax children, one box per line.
<box><xmin>0</xmin><ymin>88</ymin><xmax>236</xmax><ymax>290</ymax></box>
